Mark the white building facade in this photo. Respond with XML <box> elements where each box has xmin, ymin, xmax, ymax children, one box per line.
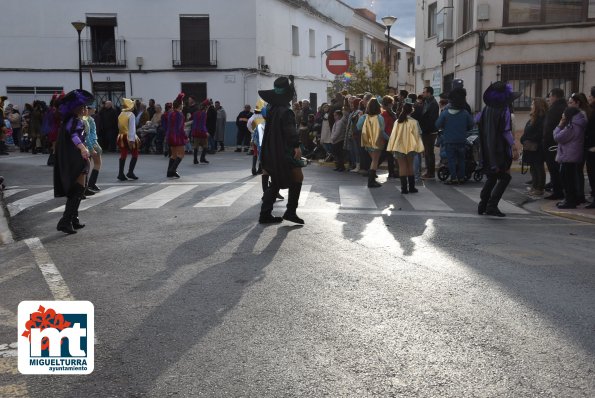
<box><xmin>1</xmin><ymin>0</ymin><xmax>416</xmax><ymax>144</ymax></box>
<box><xmin>416</xmin><ymin>0</ymin><xmax>595</xmax><ymax>120</ymax></box>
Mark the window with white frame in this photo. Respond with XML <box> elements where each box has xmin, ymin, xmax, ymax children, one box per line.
<box><xmin>292</xmin><ymin>25</ymin><xmax>299</xmax><ymax>56</ymax></box>
<box><xmin>327</xmin><ymin>35</ymin><xmax>332</xmax><ymax>50</ymax></box>
<box><xmin>428</xmin><ymin>2</ymin><xmax>437</xmax><ymax>37</ymax></box>
<box><xmin>309</xmin><ymin>29</ymin><xmax>315</xmax><ymax>57</ymax></box>
<box><xmin>462</xmin><ymin>0</ymin><xmax>474</xmax><ymax>34</ymax></box>
<box><xmin>504</xmin><ymin>0</ymin><xmax>592</xmax><ymax>26</ymax></box>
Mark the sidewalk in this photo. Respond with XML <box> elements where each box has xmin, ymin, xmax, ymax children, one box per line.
<box><xmin>539</xmin><ymin>200</ymin><xmax>595</xmax><ymax>224</ymax></box>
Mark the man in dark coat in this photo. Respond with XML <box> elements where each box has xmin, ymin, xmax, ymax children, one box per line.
<box><xmin>205</xmin><ymin>99</ymin><xmax>218</xmax><ymax>153</ymax></box>
<box><xmin>258</xmin><ymin>75</ymin><xmax>304</xmax><ymax>224</ymax></box>
<box><xmin>543</xmin><ymin>88</ymin><xmax>567</xmax><ymax>200</ymax></box>
<box><xmin>477</xmin><ymin>81</ymin><xmax>519</xmax><ymax>217</ymax></box>
<box><xmin>419</xmin><ymin>86</ymin><xmax>440</xmax><ymax>178</ymax></box>
<box><xmin>235</xmin><ymin>104</ymin><xmax>253</xmax><ymax>152</ymax></box>
<box><xmin>99</xmin><ymin>100</ymin><xmax>119</xmax><ymax>151</ymax></box>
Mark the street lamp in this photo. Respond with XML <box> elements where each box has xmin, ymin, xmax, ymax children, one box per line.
<box><xmin>381</xmin><ymin>16</ymin><xmax>397</xmax><ymax>91</ymax></box>
<box><xmin>71</xmin><ymin>21</ymin><xmax>86</xmax><ymax>90</ymax></box>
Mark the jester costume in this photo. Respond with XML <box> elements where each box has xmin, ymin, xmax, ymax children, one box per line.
<box><xmin>117</xmin><ymin>98</ymin><xmax>140</xmax><ymax>180</ymax></box>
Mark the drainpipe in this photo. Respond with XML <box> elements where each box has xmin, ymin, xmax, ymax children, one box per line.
<box><xmin>475</xmin><ymin>31</ymin><xmax>487</xmax><ymax>112</ymax></box>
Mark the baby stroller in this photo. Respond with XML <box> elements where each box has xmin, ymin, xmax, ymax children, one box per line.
<box><xmin>437</xmin><ymin>129</ymin><xmax>483</xmax><ymax>182</ymax></box>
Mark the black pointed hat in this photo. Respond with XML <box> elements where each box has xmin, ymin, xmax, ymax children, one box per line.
<box><xmin>258</xmin><ymin>75</ymin><xmax>295</xmax><ymax>106</ymax></box>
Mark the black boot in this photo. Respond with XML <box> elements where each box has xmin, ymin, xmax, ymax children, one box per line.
<box><xmin>46</xmin><ymin>152</ymin><xmax>55</xmax><ymax>165</ymax></box>
<box><xmin>126</xmin><ymin>157</ymin><xmax>138</xmax><ymax>180</ymax></box>
<box><xmin>193</xmin><ymin>149</ymin><xmax>199</xmax><ymax>164</ymax></box>
<box><xmin>261</xmin><ymin>175</ymin><xmax>269</xmax><ymax>194</ymax></box>
<box><xmin>400</xmin><ymin>177</ymin><xmax>408</xmax><ymax>194</ymax></box>
<box><xmin>71</xmin><ymin>184</ymin><xmax>86</xmax><ymax>230</ymax></box>
<box><xmin>486</xmin><ymin>173</ymin><xmax>512</xmax><ymax>217</ymax></box>
<box><xmin>117</xmin><ymin>158</ymin><xmax>128</xmax><ymax>181</ymax></box>
<box><xmin>57</xmin><ymin>196</ymin><xmax>78</xmax><ymax>234</ymax></box>
<box><xmin>408</xmin><ymin>176</ymin><xmax>418</xmax><ymax>193</ymax></box>
<box><xmin>200</xmin><ymin>149</ymin><xmax>209</xmax><ymax>164</ymax></box>
<box><xmin>172</xmin><ymin>157</ymin><xmax>182</xmax><ymax>178</ymax></box>
<box><xmin>283</xmin><ymin>182</ymin><xmax>304</xmax><ymax>224</ymax></box>
<box><xmin>57</xmin><ymin>184</ymin><xmax>85</xmax><ymax>234</ymax></box>
<box><xmin>0</xmin><ymin>141</ymin><xmax>8</xmax><ymax>155</ymax></box>
<box><xmin>368</xmin><ymin>170</ymin><xmax>381</xmax><ymax>188</ymax></box>
<box><xmin>88</xmin><ymin>169</ymin><xmax>100</xmax><ymax>191</ymax></box>
<box><xmin>259</xmin><ymin>183</ymin><xmax>283</xmax><ymax>224</ymax></box>
<box><xmin>478</xmin><ymin>173</ymin><xmax>497</xmax><ymax>215</ymax></box>
<box><xmin>167</xmin><ymin>158</ymin><xmax>175</xmax><ymax>177</ymax></box>
<box><xmin>252</xmin><ymin>156</ymin><xmax>258</xmax><ymax>175</ymax></box>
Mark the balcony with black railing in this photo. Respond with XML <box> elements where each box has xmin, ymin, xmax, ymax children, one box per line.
<box><xmin>81</xmin><ymin>39</ymin><xmax>126</xmax><ymax>67</ymax></box>
<box><xmin>172</xmin><ymin>40</ymin><xmax>217</xmax><ymax>67</ymax></box>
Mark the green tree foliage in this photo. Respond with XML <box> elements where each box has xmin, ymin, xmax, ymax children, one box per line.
<box><xmin>327</xmin><ymin>59</ymin><xmax>390</xmax><ymax>100</ymax></box>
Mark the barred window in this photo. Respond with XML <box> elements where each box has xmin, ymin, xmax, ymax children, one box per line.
<box><xmin>500</xmin><ymin>63</ymin><xmax>580</xmax><ymax>109</ymax></box>
<box><xmin>504</xmin><ymin>0</ymin><xmax>592</xmax><ymax>26</ymax></box>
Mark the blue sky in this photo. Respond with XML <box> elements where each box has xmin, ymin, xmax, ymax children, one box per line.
<box><xmin>341</xmin><ymin>0</ymin><xmax>416</xmax><ymax>48</ymax></box>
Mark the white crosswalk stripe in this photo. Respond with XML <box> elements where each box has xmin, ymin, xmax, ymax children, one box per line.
<box><xmin>6</xmin><ymin>189</ymin><xmax>54</xmax><ymax>216</ymax></box>
<box><xmin>454</xmin><ymin>187</ymin><xmax>529</xmax><ymax>214</ymax></box>
<box><xmin>4</xmin><ymin>183</ymin><xmax>534</xmax><ymax>217</ymax></box>
<box><xmin>49</xmin><ymin>186</ymin><xmax>141</xmax><ymax>213</ymax></box>
<box><xmin>124</xmin><ymin>185</ymin><xmax>196</xmax><ymax>209</ymax></box>
<box><xmin>274</xmin><ymin>185</ymin><xmax>312</xmax><ymax>208</ymax></box>
<box><xmin>340</xmin><ymin>185</ymin><xmax>377</xmax><ymax>209</ymax></box>
<box><xmin>400</xmin><ymin>186</ymin><xmax>454</xmax><ymax>211</ymax></box>
<box><xmin>1</xmin><ymin>188</ymin><xmax>27</xmax><ymax>198</ymax></box>
<box><xmin>194</xmin><ymin>183</ymin><xmax>254</xmax><ymax>207</ymax></box>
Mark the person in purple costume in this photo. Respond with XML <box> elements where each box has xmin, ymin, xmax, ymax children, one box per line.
<box><xmin>53</xmin><ymin>89</ymin><xmax>94</xmax><ymax>234</ymax></box>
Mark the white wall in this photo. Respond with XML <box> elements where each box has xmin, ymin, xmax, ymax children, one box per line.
<box><xmin>0</xmin><ymin>0</ymin><xmax>257</xmax><ymax>71</ymax></box>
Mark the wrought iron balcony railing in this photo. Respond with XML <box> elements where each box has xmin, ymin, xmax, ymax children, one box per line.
<box><xmin>172</xmin><ymin>40</ymin><xmax>217</xmax><ymax>67</ymax></box>
<box><xmin>81</xmin><ymin>39</ymin><xmax>126</xmax><ymax>67</ymax></box>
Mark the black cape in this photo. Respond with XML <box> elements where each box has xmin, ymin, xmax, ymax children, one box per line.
<box><xmin>478</xmin><ymin>106</ymin><xmax>512</xmax><ymax>173</ymax></box>
<box><xmin>53</xmin><ymin>116</ymin><xmax>86</xmax><ymax>197</ymax></box>
<box><xmin>261</xmin><ymin>104</ymin><xmax>299</xmax><ymax>189</ymax></box>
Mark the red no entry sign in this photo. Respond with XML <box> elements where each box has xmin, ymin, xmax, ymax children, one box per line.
<box><xmin>325</xmin><ymin>51</ymin><xmax>350</xmax><ymax>75</ymax></box>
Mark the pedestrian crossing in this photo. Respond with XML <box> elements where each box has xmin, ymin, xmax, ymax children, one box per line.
<box><xmin>3</xmin><ymin>182</ymin><xmax>533</xmax><ymax>218</ymax></box>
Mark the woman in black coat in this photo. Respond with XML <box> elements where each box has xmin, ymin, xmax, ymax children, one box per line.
<box><xmin>520</xmin><ymin>97</ymin><xmax>548</xmax><ymax>196</ymax></box>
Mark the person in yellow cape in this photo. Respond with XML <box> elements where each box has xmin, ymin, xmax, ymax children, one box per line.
<box><xmin>387</xmin><ymin>98</ymin><xmax>425</xmax><ymax>194</ymax></box>
<box><xmin>356</xmin><ymin>97</ymin><xmax>386</xmax><ymax>188</ymax></box>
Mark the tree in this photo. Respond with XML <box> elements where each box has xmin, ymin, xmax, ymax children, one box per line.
<box><xmin>326</xmin><ymin>59</ymin><xmax>390</xmax><ymax>99</ymax></box>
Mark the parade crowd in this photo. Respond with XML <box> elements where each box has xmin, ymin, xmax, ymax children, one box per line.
<box><xmin>1</xmin><ymin>78</ymin><xmax>594</xmax><ymax>233</ymax></box>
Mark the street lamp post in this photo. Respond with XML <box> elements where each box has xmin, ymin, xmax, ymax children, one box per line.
<box><xmin>381</xmin><ymin>16</ymin><xmax>397</xmax><ymax>92</ymax></box>
<box><xmin>71</xmin><ymin>21</ymin><xmax>86</xmax><ymax>90</ymax></box>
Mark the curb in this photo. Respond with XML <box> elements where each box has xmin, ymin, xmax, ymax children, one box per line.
<box><xmin>539</xmin><ymin>201</ymin><xmax>595</xmax><ymax>224</ymax></box>
<box><xmin>0</xmin><ymin>195</ymin><xmax>14</xmax><ymax>245</ymax></box>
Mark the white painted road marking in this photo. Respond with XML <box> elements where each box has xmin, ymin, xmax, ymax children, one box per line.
<box><xmin>194</xmin><ymin>183</ymin><xmax>254</xmax><ymax>207</ymax></box>
<box><xmin>401</xmin><ymin>186</ymin><xmax>454</xmax><ymax>211</ymax></box>
<box><xmin>339</xmin><ymin>185</ymin><xmax>377</xmax><ymax>209</ymax></box>
<box><xmin>123</xmin><ymin>185</ymin><xmax>197</xmax><ymax>209</ymax></box>
<box><xmin>49</xmin><ymin>186</ymin><xmax>141</xmax><ymax>212</ymax></box>
<box><xmin>7</xmin><ymin>189</ymin><xmax>54</xmax><ymax>216</ymax></box>
<box><xmin>455</xmin><ymin>187</ymin><xmax>529</xmax><ymax>214</ymax></box>
<box><xmin>24</xmin><ymin>237</ymin><xmax>73</xmax><ymax>301</ymax></box>
<box><xmin>1</xmin><ymin>188</ymin><xmax>27</xmax><ymax>198</ymax></box>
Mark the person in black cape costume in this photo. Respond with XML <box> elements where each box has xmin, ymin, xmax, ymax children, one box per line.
<box><xmin>53</xmin><ymin>89</ymin><xmax>94</xmax><ymax>234</ymax></box>
<box><xmin>477</xmin><ymin>81</ymin><xmax>520</xmax><ymax>217</ymax></box>
<box><xmin>258</xmin><ymin>76</ymin><xmax>305</xmax><ymax>224</ymax></box>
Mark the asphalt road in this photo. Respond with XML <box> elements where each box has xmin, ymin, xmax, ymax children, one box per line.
<box><xmin>1</xmin><ymin>151</ymin><xmax>594</xmax><ymax>397</ymax></box>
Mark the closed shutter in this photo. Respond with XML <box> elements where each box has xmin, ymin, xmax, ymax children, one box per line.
<box><xmin>180</xmin><ymin>16</ymin><xmax>210</xmax><ymax>66</ymax></box>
